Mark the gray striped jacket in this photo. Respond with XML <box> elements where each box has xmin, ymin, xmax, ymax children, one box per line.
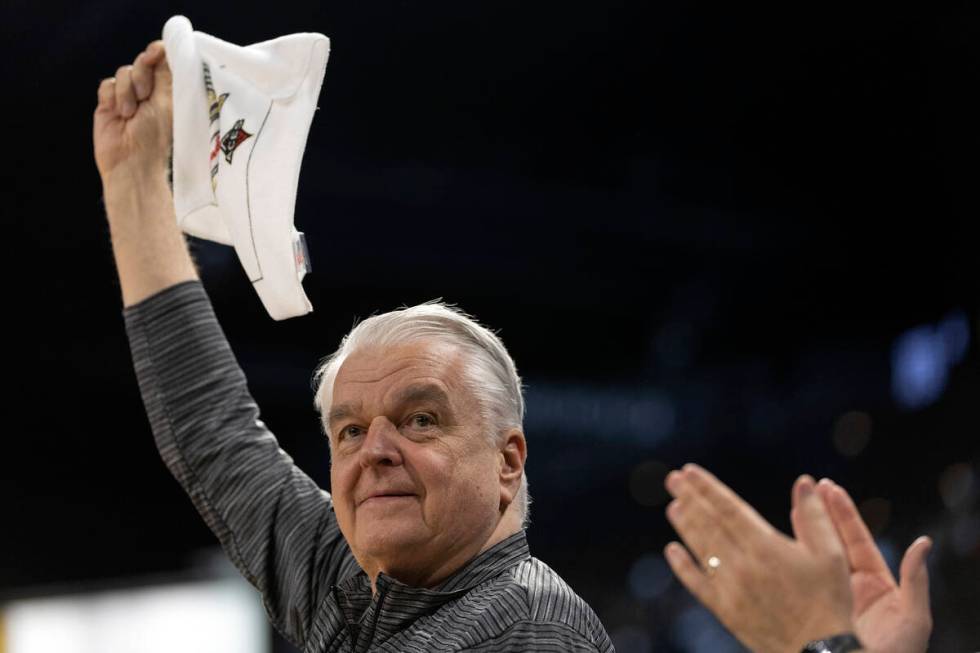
<box><xmin>123</xmin><ymin>281</ymin><xmax>614</xmax><ymax>652</ymax></box>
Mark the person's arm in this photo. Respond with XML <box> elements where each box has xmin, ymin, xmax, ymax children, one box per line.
<box><xmin>93</xmin><ymin>40</ymin><xmax>197</xmax><ymax>306</ymax></box>
<box><xmin>122</xmin><ymin>281</ymin><xmax>354</xmax><ymax>647</ymax></box>
<box><xmin>94</xmin><ymin>42</ymin><xmax>355</xmax><ymax>648</ymax></box>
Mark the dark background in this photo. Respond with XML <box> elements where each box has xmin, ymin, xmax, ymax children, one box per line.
<box><xmin>2</xmin><ymin>1</ymin><xmax>978</xmax><ymax>651</ymax></box>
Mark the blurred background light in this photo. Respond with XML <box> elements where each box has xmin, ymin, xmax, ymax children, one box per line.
<box><xmin>938</xmin><ymin>309</ymin><xmax>970</xmax><ymax>367</ymax></box>
<box><xmin>610</xmin><ymin>624</ymin><xmax>654</xmax><ymax>653</ymax></box>
<box><xmin>655</xmin><ymin>321</ymin><xmax>696</xmax><ymax>370</ymax></box>
<box><xmin>627</xmin><ymin>553</ymin><xmax>673</xmax><ymax>601</ymax></box>
<box><xmin>875</xmin><ymin>538</ymin><xmax>900</xmax><ymax>578</ymax></box>
<box><xmin>672</xmin><ymin>605</ymin><xmax>745</xmax><ymax>653</ymax></box>
<box><xmin>831</xmin><ymin>410</ymin><xmax>872</xmax><ymax>458</ymax></box>
<box><xmin>0</xmin><ymin>576</ymin><xmax>268</xmax><ymax>653</ymax></box>
<box><xmin>891</xmin><ymin>309</ymin><xmax>971</xmax><ymax>411</ymax></box>
<box><xmin>525</xmin><ymin>383</ymin><xmax>676</xmax><ymax>446</ymax></box>
<box><xmin>950</xmin><ymin>515</ymin><xmax>980</xmax><ymax>558</ymax></box>
<box><xmin>891</xmin><ymin>326</ymin><xmax>949</xmax><ymax>410</ymax></box>
<box><xmin>938</xmin><ymin>463</ymin><xmax>976</xmax><ymax>512</ymax></box>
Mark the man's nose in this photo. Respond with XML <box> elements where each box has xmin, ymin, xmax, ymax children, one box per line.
<box><xmin>358</xmin><ymin>416</ymin><xmax>404</xmax><ymax>469</ymax></box>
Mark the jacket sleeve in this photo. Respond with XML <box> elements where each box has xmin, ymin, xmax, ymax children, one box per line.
<box><xmin>122</xmin><ymin>280</ymin><xmax>356</xmax><ymax>649</ymax></box>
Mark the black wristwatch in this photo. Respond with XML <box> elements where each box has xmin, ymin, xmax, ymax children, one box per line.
<box><xmin>801</xmin><ymin>633</ymin><xmax>864</xmax><ymax>653</ymax></box>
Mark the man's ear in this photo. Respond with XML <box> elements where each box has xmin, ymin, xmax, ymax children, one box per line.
<box><xmin>498</xmin><ymin>428</ymin><xmax>527</xmax><ymax>508</ymax></box>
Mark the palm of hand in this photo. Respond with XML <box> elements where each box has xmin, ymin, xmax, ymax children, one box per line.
<box><xmin>818</xmin><ymin>481</ymin><xmax>933</xmax><ymax>653</ymax></box>
<box><xmin>851</xmin><ymin>570</ymin><xmax>909</xmax><ymax>651</ymax></box>
<box><xmin>851</xmin><ymin>571</ymin><xmax>928</xmax><ymax>651</ymax></box>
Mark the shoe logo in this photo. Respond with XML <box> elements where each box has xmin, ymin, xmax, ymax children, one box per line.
<box><xmin>202</xmin><ymin>62</ymin><xmax>253</xmax><ymax>194</ymax></box>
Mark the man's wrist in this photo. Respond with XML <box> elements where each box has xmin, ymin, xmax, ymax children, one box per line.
<box><xmin>102</xmin><ymin>165</ymin><xmax>170</xmax><ymax>207</ymax></box>
<box><xmin>102</xmin><ymin>170</ymin><xmax>173</xmax><ymax>227</ymax></box>
<box><xmin>101</xmin><ymin>167</ymin><xmax>199</xmax><ymax>307</ymax></box>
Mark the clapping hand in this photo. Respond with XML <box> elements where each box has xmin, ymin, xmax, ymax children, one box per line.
<box><xmin>663</xmin><ymin>465</ymin><xmax>855</xmax><ymax>653</ymax></box>
<box><xmin>663</xmin><ymin>465</ymin><xmax>932</xmax><ymax>653</ymax></box>
<box><xmin>812</xmin><ymin>479</ymin><xmax>932</xmax><ymax>653</ymax></box>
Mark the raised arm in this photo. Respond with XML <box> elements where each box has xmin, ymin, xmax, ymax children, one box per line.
<box><xmin>94</xmin><ymin>42</ymin><xmax>355</xmax><ymax>648</ymax></box>
<box><xmin>93</xmin><ymin>40</ymin><xmax>197</xmax><ymax>307</ymax></box>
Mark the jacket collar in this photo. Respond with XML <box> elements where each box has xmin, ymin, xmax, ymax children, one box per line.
<box><xmin>333</xmin><ymin>530</ymin><xmax>530</xmax><ymax>636</ymax></box>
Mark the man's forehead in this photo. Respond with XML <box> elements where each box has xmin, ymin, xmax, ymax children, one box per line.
<box><xmin>332</xmin><ymin>340</ymin><xmax>468</xmax><ymax>402</ymax></box>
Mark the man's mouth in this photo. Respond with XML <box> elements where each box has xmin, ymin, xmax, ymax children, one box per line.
<box><xmin>360</xmin><ymin>493</ymin><xmax>416</xmax><ymax>506</ymax></box>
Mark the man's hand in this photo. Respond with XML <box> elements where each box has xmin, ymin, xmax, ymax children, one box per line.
<box><xmin>811</xmin><ymin>479</ymin><xmax>932</xmax><ymax>653</ymax></box>
<box><xmin>93</xmin><ymin>40</ymin><xmax>173</xmax><ymax>188</ymax></box>
<box><xmin>94</xmin><ymin>40</ymin><xmax>197</xmax><ymax>307</ymax></box>
<box><xmin>663</xmin><ymin>465</ymin><xmax>855</xmax><ymax>653</ymax></box>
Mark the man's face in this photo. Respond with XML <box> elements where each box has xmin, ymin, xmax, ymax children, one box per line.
<box><xmin>327</xmin><ymin>339</ymin><xmax>504</xmax><ymax>586</ymax></box>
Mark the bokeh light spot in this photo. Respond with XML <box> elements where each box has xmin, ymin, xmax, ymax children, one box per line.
<box><xmin>611</xmin><ymin>625</ymin><xmax>653</xmax><ymax>653</ymax></box>
<box><xmin>831</xmin><ymin>410</ymin><xmax>872</xmax><ymax>458</ymax></box>
<box><xmin>627</xmin><ymin>553</ymin><xmax>673</xmax><ymax>601</ymax></box>
<box><xmin>938</xmin><ymin>463</ymin><xmax>975</xmax><ymax>511</ymax></box>
<box><xmin>891</xmin><ymin>326</ymin><xmax>948</xmax><ymax>411</ymax></box>
<box><xmin>672</xmin><ymin>605</ymin><xmax>745</xmax><ymax>653</ymax></box>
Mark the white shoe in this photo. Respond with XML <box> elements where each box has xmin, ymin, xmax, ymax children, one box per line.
<box><xmin>163</xmin><ymin>15</ymin><xmax>330</xmax><ymax>320</ymax></box>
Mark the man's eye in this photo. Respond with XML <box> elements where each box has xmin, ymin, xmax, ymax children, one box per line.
<box><xmin>409</xmin><ymin>413</ymin><xmax>435</xmax><ymax>429</ymax></box>
<box><xmin>339</xmin><ymin>425</ymin><xmax>363</xmax><ymax>440</ymax></box>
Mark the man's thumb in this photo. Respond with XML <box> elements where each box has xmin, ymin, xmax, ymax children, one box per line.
<box><xmin>899</xmin><ymin>535</ymin><xmax>932</xmax><ymax>614</ymax></box>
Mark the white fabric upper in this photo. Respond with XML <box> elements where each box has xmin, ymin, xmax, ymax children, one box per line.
<box><xmin>163</xmin><ymin>15</ymin><xmax>330</xmax><ymax>320</ymax></box>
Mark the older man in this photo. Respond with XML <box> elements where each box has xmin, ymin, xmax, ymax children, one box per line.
<box><xmin>96</xmin><ymin>40</ymin><xmax>611</xmax><ymax>652</ymax></box>
<box><xmin>95</xmin><ymin>41</ymin><xmax>932</xmax><ymax>653</ymax></box>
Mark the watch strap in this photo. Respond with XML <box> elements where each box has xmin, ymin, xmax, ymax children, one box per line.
<box><xmin>802</xmin><ymin>633</ymin><xmax>864</xmax><ymax>653</ymax></box>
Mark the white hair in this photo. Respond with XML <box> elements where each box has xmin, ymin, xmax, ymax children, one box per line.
<box><xmin>312</xmin><ymin>301</ymin><xmax>530</xmax><ymax>526</ymax></box>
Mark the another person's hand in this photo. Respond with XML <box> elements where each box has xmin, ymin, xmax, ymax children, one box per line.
<box><xmin>813</xmin><ymin>479</ymin><xmax>932</xmax><ymax>653</ymax></box>
<box><xmin>663</xmin><ymin>465</ymin><xmax>855</xmax><ymax>653</ymax></box>
<box><xmin>93</xmin><ymin>40</ymin><xmax>172</xmax><ymax>188</ymax></box>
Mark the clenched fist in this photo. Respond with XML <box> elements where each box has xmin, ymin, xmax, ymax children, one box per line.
<box><xmin>93</xmin><ymin>40</ymin><xmax>173</xmax><ymax>187</ymax></box>
<box><xmin>95</xmin><ymin>39</ymin><xmax>198</xmax><ymax>307</ymax></box>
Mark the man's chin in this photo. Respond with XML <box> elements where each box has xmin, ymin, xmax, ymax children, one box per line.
<box><xmin>356</xmin><ymin>523</ymin><xmax>428</xmax><ymax>561</ymax></box>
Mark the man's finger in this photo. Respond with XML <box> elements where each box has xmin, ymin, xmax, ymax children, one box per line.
<box><xmin>824</xmin><ymin>482</ymin><xmax>893</xmax><ymax>579</ymax></box>
<box><xmin>792</xmin><ymin>476</ymin><xmax>844</xmax><ymax>556</ymax></box>
<box><xmin>791</xmin><ymin>474</ymin><xmax>816</xmax><ymax>511</ymax></box>
<box><xmin>97</xmin><ymin>77</ymin><xmax>116</xmax><ymax>111</ymax></box>
<box><xmin>664</xmin><ymin>541</ymin><xmax>719</xmax><ymax>611</ymax></box>
<box><xmin>790</xmin><ymin>474</ymin><xmax>816</xmax><ymax>541</ymax></box>
<box><xmin>131</xmin><ymin>52</ymin><xmax>154</xmax><ymax>101</ymax></box>
<box><xmin>899</xmin><ymin>536</ymin><xmax>932</xmax><ymax>616</ymax></box>
<box><xmin>114</xmin><ymin>64</ymin><xmax>137</xmax><ymax>118</ymax></box>
<box><xmin>790</xmin><ymin>474</ymin><xmax>816</xmax><ymax>539</ymax></box>
<box><xmin>676</xmin><ymin>464</ymin><xmax>776</xmax><ymax>544</ymax></box>
<box><xmin>143</xmin><ymin>39</ymin><xmax>166</xmax><ymax>64</ymax></box>
<box><xmin>666</xmin><ymin>496</ymin><xmax>733</xmax><ymax>564</ymax></box>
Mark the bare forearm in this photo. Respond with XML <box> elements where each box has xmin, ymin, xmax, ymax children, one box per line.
<box><xmin>103</xmin><ymin>169</ymin><xmax>199</xmax><ymax>307</ymax></box>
